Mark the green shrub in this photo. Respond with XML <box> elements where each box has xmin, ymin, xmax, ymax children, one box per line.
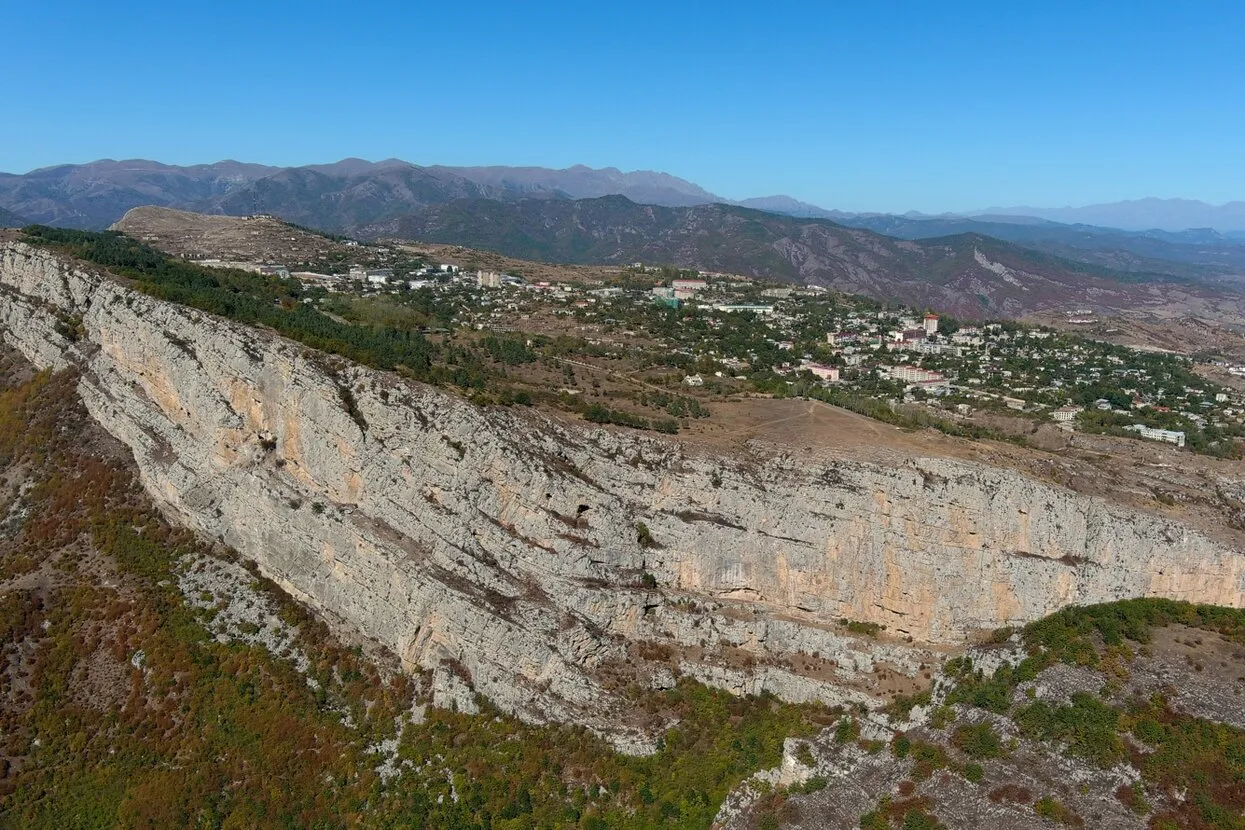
<box><xmin>796</xmin><ymin>775</ymin><xmax>828</xmax><ymax>794</ymax></box>
<box><xmin>886</xmin><ymin>689</ymin><xmax>932</xmax><ymax>721</ymax></box>
<box><xmin>1033</xmin><ymin>795</ymin><xmax>1083</xmax><ymax>827</ymax></box>
<box><xmin>1015</xmin><ymin>694</ymin><xmax>1124</xmax><ymax>768</ymax></box>
<box><xmin>841</xmin><ymin>618</ymin><xmax>884</xmax><ymax>637</ymax></box>
<box><xmin>951</xmin><ymin>723</ymin><xmax>1002</xmax><ymax>760</ymax></box>
<box><xmin>910</xmin><ymin>741</ymin><xmax>950</xmax><ymax>780</ymax></box>
<box><xmin>835</xmin><ymin>717</ymin><xmax>861</xmax><ymax>743</ymax></box>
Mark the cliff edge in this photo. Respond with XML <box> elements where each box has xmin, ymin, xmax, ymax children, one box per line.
<box><xmin>1</xmin><ymin>238</ymin><xmax>1241</xmax><ymax>742</ymax></box>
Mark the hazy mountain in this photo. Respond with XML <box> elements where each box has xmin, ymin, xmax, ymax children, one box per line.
<box><xmin>213</xmin><ymin>164</ymin><xmax>499</xmax><ymax>230</ymax></box>
<box><xmin>0</xmin><ymin>158</ymin><xmax>845</xmax><ymax>229</ymax></box>
<box><xmin>734</xmin><ymin>195</ymin><xmax>844</xmax><ymax>219</ymax></box>
<box><xmin>430</xmin><ymin>164</ymin><xmax>722</xmax><ymax>207</ymax></box>
<box><xmin>0</xmin><ymin>159</ymin><xmax>277</xmax><ymax>229</ymax></box>
<box><xmin>969</xmin><ymin>198</ymin><xmax>1245</xmax><ymax>233</ymax></box>
<box><xmin>298</xmin><ymin>157</ymin><xmax>418</xmax><ymax>177</ymax></box>
<box><xmin>835</xmin><ymin>214</ymin><xmax>1245</xmax><ymax>281</ymax></box>
<box><xmin>390</xmin><ymin>195</ymin><xmax>1221</xmax><ymax>319</ymax></box>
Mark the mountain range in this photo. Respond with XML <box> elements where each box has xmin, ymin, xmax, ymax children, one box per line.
<box><xmin>832</xmin><ymin>214</ymin><xmax>1245</xmax><ymax>282</ymax></box>
<box><xmin>8</xmin><ymin>156</ymin><xmax>1245</xmax><ymax>319</ymax></box>
<box><xmin>11</xmin><ymin>157</ymin><xmax>1243</xmax><ymax>233</ymax></box>
<box><xmin>12</xmin><ymin>157</ymin><xmax>1241</xmax><ymax>287</ymax></box>
<box><xmin>0</xmin><ymin>157</ymin><xmax>848</xmax><ymax>234</ymax></box>
<box><xmin>0</xmin><ymin>159</ymin><xmax>277</xmax><ymax>229</ymax></box>
<box><xmin>967</xmin><ymin>198</ymin><xmax>1245</xmax><ymax>233</ymax></box>
<box><xmin>383</xmin><ymin>194</ymin><xmax>1239</xmax><ymax>319</ymax></box>
<box><xmin>0</xmin><ymin>158</ymin><xmax>732</xmax><ymax>230</ymax></box>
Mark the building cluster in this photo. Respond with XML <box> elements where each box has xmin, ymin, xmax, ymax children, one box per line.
<box><xmin>647</xmin><ymin>278</ymin><xmax>1244</xmax><ymax>451</ymax></box>
<box><xmin>228</xmin><ymin>247</ymin><xmax>1244</xmax><ymax>455</ymax></box>
<box><xmin>633</xmin><ymin>276</ymin><xmax>1243</xmax><ymax>452</ymax></box>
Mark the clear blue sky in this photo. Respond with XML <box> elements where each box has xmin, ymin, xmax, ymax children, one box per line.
<box><xmin>4</xmin><ymin>0</ymin><xmax>1243</xmax><ymax>213</ymax></box>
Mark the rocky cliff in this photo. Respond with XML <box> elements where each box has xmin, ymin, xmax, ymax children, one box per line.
<box><xmin>1</xmin><ymin>239</ymin><xmax>1242</xmax><ymax>742</ymax></box>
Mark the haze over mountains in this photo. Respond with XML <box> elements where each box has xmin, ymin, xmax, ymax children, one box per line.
<box><xmin>967</xmin><ymin>198</ymin><xmax>1245</xmax><ymax>233</ymax></box>
<box><xmin>834</xmin><ymin>214</ymin><xmax>1245</xmax><ymax>282</ymax></box>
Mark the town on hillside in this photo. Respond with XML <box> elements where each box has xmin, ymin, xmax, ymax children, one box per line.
<box><xmin>189</xmin><ymin>238</ymin><xmax>1245</xmax><ymax>457</ymax></box>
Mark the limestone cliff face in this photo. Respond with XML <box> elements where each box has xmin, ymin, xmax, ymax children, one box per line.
<box><xmin>2</xmin><ymin>239</ymin><xmax>1243</xmax><ymax>735</ymax></box>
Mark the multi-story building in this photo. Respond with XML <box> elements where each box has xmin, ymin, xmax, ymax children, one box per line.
<box><xmin>803</xmin><ymin>363</ymin><xmax>840</xmax><ymax>382</ymax></box>
<box><xmin>881</xmin><ymin>365</ymin><xmax>949</xmax><ymax>390</ymax></box>
<box><xmin>672</xmin><ymin>279</ymin><xmax>708</xmax><ymax>299</ymax></box>
<box><xmin>715</xmin><ymin>304</ymin><xmax>774</xmax><ymax>315</ymax></box>
<box><xmin>1124</xmin><ymin>424</ymin><xmax>1186</xmax><ymax>448</ymax></box>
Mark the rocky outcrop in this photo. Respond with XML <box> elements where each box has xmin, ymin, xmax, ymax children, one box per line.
<box><xmin>2</xmin><ymin>239</ymin><xmax>1243</xmax><ymax>740</ymax></box>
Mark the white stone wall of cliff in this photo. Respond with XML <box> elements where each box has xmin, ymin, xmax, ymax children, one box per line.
<box><xmin>2</xmin><ymin>239</ymin><xmax>1242</xmax><ymax>734</ymax></box>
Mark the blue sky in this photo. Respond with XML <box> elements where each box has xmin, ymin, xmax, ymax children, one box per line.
<box><xmin>4</xmin><ymin>0</ymin><xmax>1243</xmax><ymax>213</ymax></box>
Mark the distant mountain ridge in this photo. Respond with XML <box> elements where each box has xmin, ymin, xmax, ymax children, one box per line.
<box><xmin>968</xmin><ymin>198</ymin><xmax>1245</xmax><ymax>233</ymax></box>
<box><xmin>425</xmin><ymin>164</ymin><xmax>723</xmax><ymax>207</ymax></box>
<box><xmin>0</xmin><ymin>159</ymin><xmax>278</xmax><ymax>229</ymax></box>
<box><xmin>6</xmin><ymin>157</ymin><xmax>1244</xmax><ymax>238</ymax></box>
<box><xmin>211</xmin><ymin>163</ymin><xmax>501</xmax><ymax>230</ymax></box>
<box><xmin>390</xmin><ymin>195</ymin><xmax>1228</xmax><ymax>319</ymax></box>
<box><xmin>6</xmin><ymin>157</ymin><xmax>1245</xmax><ymax>314</ymax></box>
<box><xmin>734</xmin><ymin>195</ymin><xmax>844</xmax><ymax>219</ymax></box>
<box><xmin>834</xmin><ymin>214</ymin><xmax>1245</xmax><ymax>282</ymax></box>
<box><xmin>0</xmin><ymin>158</ymin><xmax>816</xmax><ymax>230</ymax></box>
